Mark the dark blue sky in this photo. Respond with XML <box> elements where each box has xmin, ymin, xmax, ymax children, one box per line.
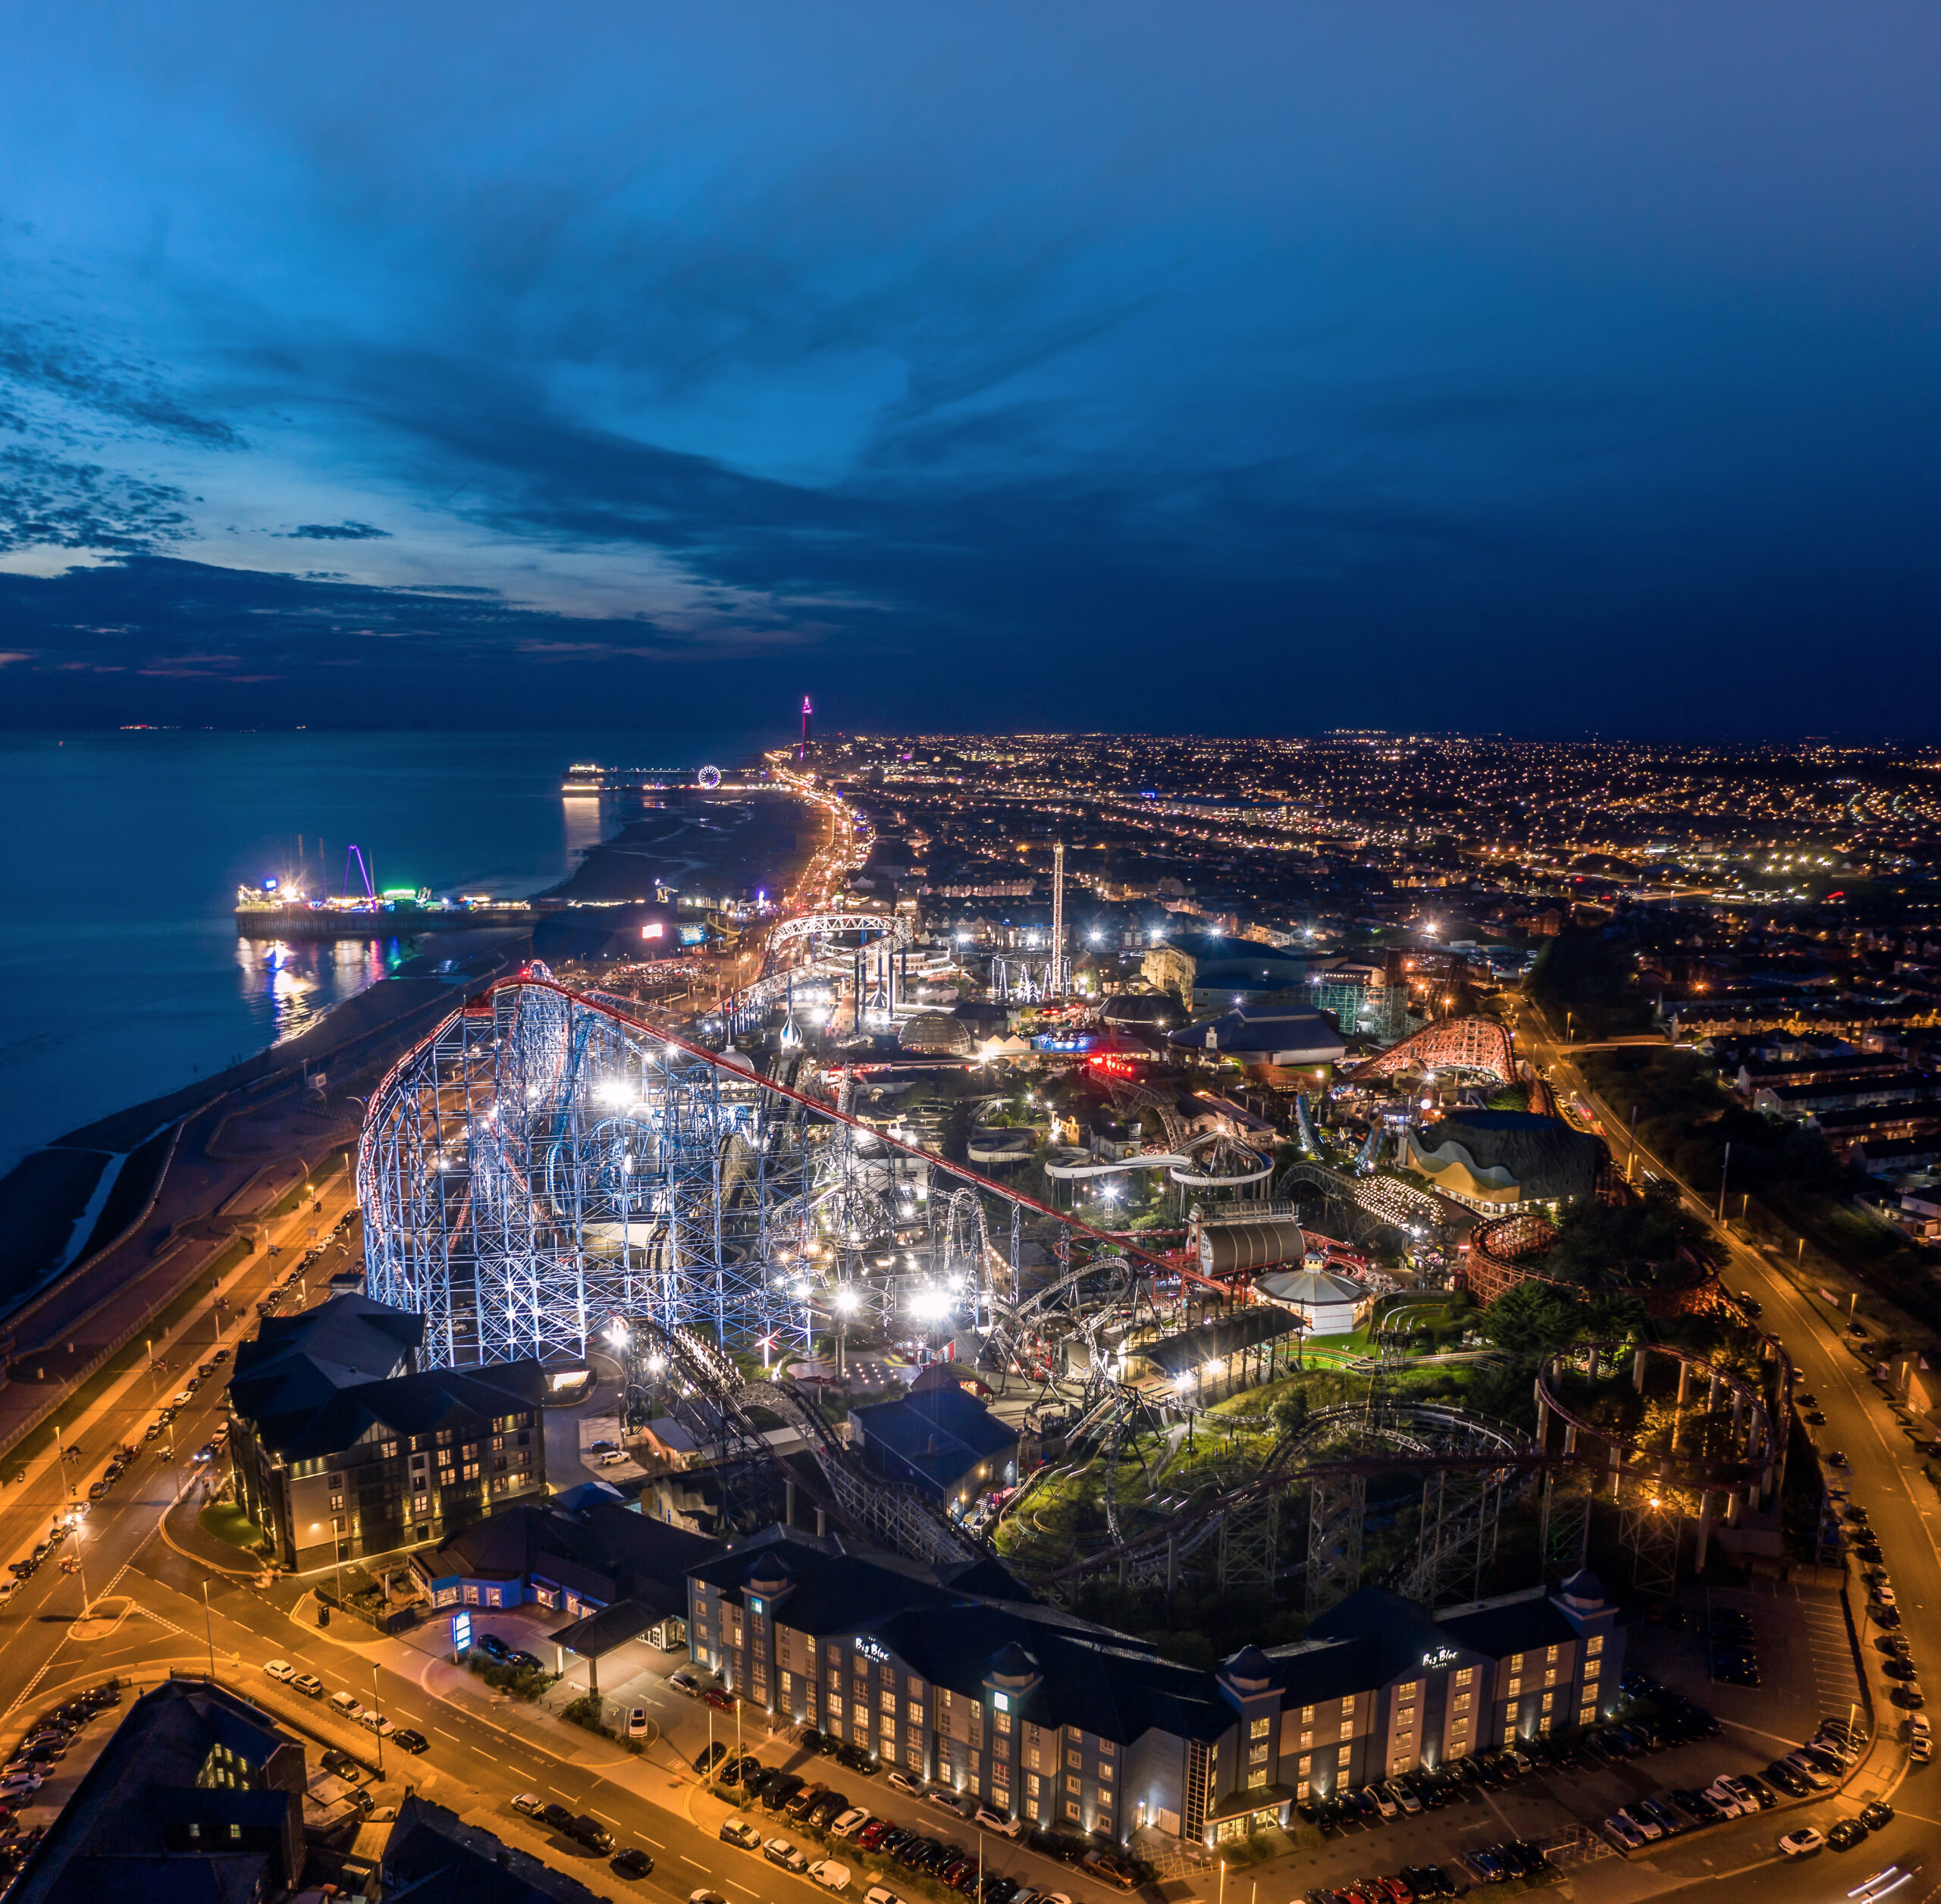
<box><xmin>2</xmin><ymin>4</ymin><xmax>1937</xmax><ymax>736</ymax></box>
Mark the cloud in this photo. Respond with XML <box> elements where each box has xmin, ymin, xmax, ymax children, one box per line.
<box><xmin>279</xmin><ymin>520</ymin><xmax>393</xmax><ymax>541</ymax></box>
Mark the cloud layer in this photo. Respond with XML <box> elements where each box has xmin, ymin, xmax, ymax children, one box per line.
<box><xmin>1</xmin><ymin>4</ymin><xmax>1938</xmax><ymax>735</ymax></box>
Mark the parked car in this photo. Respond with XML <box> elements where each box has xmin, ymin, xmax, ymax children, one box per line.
<box><xmin>290</xmin><ymin>1673</ymin><xmax>325</xmax><ymax>1699</ymax></box>
<box><xmin>764</xmin><ymin>1838</ymin><xmax>809</xmax><ymax>1874</ymax></box>
<box><xmin>320</xmin><ymin>1749</ymin><xmax>362</xmax><ymax>1783</ymax></box>
<box><xmin>693</xmin><ymin>1741</ymin><xmax>727</xmax><ymax>1775</ymax></box>
<box><xmin>393</xmin><ymin>1729</ymin><xmax>428</xmax><ymax>1755</ymax></box>
<box><xmin>832</xmin><ymin>1808</ymin><xmax>870</xmax><ymax>1837</ymax></box>
<box><xmin>262</xmin><ymin>1660</ymin><xmax>296</xmax><ymax>1683</ymax></box>
<box><xmin>888</xmin><ymin>1770</ymin><xmax>925</xmax><ymax>1797</ymax></box>
<box><xmin>810</xmin><ymin>1860</ymin><xmax>853</xmax><ymax>1892</ymax></box>
<box><xmin>668</xmin><ymin>1667</ymin><xmax>704</xmax><ymax>1697</ymax></box>
<box><xmin>569</xmin><ymin>1815</ymin><xmax>613</xmax><ymax>1852</ymax></box>
<box><xmin>1604</xmin><ymin>1815</ymin><xmax>1648</xmax><ymax>1851</ymax></box>
<box><xmin>328</xmin><ymin>1692</ymin><xmax>365</xmax><ymax>1721</ymax></box>
<box><xmin>611</xmin><ymin>1847</ymin><xmax>654</xmax><ymax>1878</ymax></box>
<box><xmin>720</xmin><ymin>1818</ymin><xmax>762</xmax><ymax>1850</ymax></box>
<box><xmin>702</xmin><ymin>1686</ymin><xmax>735</xmax><ymax>1711</ymax></box>
<box><xmin>974</xmin><ymin>1805</ymin><xmax>1025</xmax><ymax>1836</ymax></box>
<box><xmin>1827</xmin><ymin>1820</ymin><xmax>1868</xmax><ymax>1852</ymax></box>
<box><xmin>1779</xmin><ymin>1828</ymin><xmax>1826</xmax><ymax>1857</ymax></box>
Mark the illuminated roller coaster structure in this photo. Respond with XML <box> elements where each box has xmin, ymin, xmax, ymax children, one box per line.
<box><xmin>1350</xmin><ymin>1015</ymin><xmax>1516</xmax><ymax>1087</ymax></box>
<box><xmin>1533</xmin><ymin>1335</ymin><xmax>1786</xmax><ymax>1598</ymax></box>
<box><xmin>1018</xmin><ymin>1394</ymin><xmax>1574</xmax><ymax>1614</ymax></box>
<box><xmin>359</xmin><ymin>968</ymin><xmax>1233</xmax><ymax>1368</ymax></box>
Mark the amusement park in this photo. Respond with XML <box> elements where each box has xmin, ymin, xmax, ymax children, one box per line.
<box><xmin>354</xmin><ymin>759</ymin><xmax>1798</xmax><ymax>1693</ymax></box>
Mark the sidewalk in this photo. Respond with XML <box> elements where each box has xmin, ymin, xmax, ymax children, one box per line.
<box><xmin>1</xmin><ymin>1178</ymin><xmax>353</xmax><ymax>1579</ymax></box>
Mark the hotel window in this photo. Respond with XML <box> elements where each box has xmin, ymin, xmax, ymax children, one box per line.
<box><xmin>880</xmin><ymin>1689</ymin><xmax>896</xmax><ymax>1713</ymax></box>
<box><xmin>827</xmin><ymin>1695</ymin><xmax>842</xmax><ymax>1718</ymax></box>
<box><xmin>1065</xmin><ymin>1751</ymin><xmax>1082</xmax><ymax>1770</ymax></box>
<box><xmin>1301</xmin><ymin>1705</ymin><xmax>1315</xmax><ymax>1723</ymax></box>
<box><xmin>781</xmin><ymin>1671</ymin><xmax>792</xmax><ymax>1695</ymax></box>
<box><xmin>1541</xmin><ymin>1692</ymin><xmax>1554</xmax><ymax>1712</ymax></box>
<box><xmin>1248</xmin><ymin>1766</ymin><xmax>1267</xmax><ymax>1789</ymax></box>
<box><xmin>412</xmin><ymin>1494</ymin><xmax>429</xmax><ymax>1515</ymax></box>
<box><xmin>1298</xmin><ymin>1755</ymin><xmax>1311</xmax><ymax>1779</ymax></box>
<box><xmin>1099</xmin><ymin>1761</ymin><xmax>1113</xmax><ymax>1783</ymax></box>
<box><xmin>880</xmin><ymin>1714</ymin><xmax>895</xmax><ymax>1736</ymax></box>
<box><xmin>1584</xmin><ymin>1658</ymin><xmax>1601</xmax><ymax>1681</ymax></box>
<box><xmin>1300</xmin><ymin>1731</ymin><xmax>1312</xmax><ymax>1749</ymax></box>
<box><xmin>1510</xmin><ymin>1654</ymin><xmax>1524</xmax><ymax>1674</ymax></box>
<box><xmin>1453</xmin><ymin>1693</ymin><xmax>1471</xmax><ymax>1713</ymax></box>
<box><xmin>1455</xmin><ymin>1667</ymin><xmax>1475</xmax><ymax>1687</ymax></box>
<box><xmin>1338</xmin><ymin>1721</ymin><xmax>1354</xmax><ymax>1741</ymax></box>
<box><xmin>1507</xmin><ymin>1678</ymin><xmax>1521</xmax><ymax>1697</ymax></box>
<box><xmin>1579</xmin><ymin>1704</ymin><xmax>1596</xmax><ymax>1727</ymax></box>
<box><xmin>909</xmin><ymin>1679</ymin><xmax>924</xmax><ymax>1697</ymax></box>
<box><xmin>1250</xmin><ymin>1716</ymin><xmax>1271</xmax><ymax>1739</ymax></box>
<box><xmin>1065</xmin><ymin>1774</ymin><xmax>1080</xmax><ymax>1794</ymax></box>
<box><xmin>1586</xmin><ymin>1635</ymin><xmax>1603</xmax><ymax>1656</ymax></box>
<box><xmin>1337</xmin><ymin>1745</ymin><xmax>1353</xmax><ymax>1765</ymax></box>
<box><xmin>908</xmin><ymin>1700</ymin><xmax>923</xmax><ymax>1723</ymax></box>
<box><xmin>1399</xmin><ymin>1680</ymin><xmax>1419</xmax><ymax>1704</ymax></box>
<box><xmin>1342</xmin><ymin>1695</ymin><xmax>1356</xmax><ymax>1714</ymax></box>
<box><xmin>1065</xmin><ymin>1799</ymin><xmax>1081</xmax><ymax>1821</ymax></box>
<box><xmin>1546</xmin><ymin>1645</ymin><xmax>1560</xmax><ymax>1663</ymax></box>
<box><xmin>996</xmin><ymin>1711</ymin><xmax>1011</xmax><ymax>1736</ymax></box>
<box><xmin>1503</xmin><ymin>1724</ymin><xmax>1516</xmax><ymax>1746</ymax></box>
<box><xmin>907</xmin><ymin>1744</ymin><xmax>922</xmax><ymax>1770</ymax></box>
<box><xmin>1026</xmin><ymin>1745</ymin><xmax>1042</xmax><ymax>1771</ymax></box>
<box><xmin>1249</xmin><ymin>1741</ymin><xmax>1269</xmax><ymax>1764</ymax></box>
<box><xmin>1027</xmin><ymin>1774</ymin><xmax>1041</xmax><ymax>1799</ymax></box>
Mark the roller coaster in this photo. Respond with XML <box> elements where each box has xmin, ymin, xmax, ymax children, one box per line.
<box><xmin>359</xmin><ymin>973</ymin><xmax>1237</xmax><ymax>1367</ymax></box>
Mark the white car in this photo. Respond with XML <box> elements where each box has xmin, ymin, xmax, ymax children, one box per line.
<box><xmin>1875</xmin><ymin>1585</ymin><xmax>1898</xmax><ymax>1608</ymax></box>
<box><xmin>831</xmin><ymin>1808</ymin><xmax>870</xmax><ymax>1837</ymax></box>
<box><xmin>1780</xmin><ymin>1827</ymin><xmax>1826</xmax><ymax>1857</ymax></box>
<box><xmin>810</xmin><ymin>1860</ymin><xmax>852</xmax><ymax>1892</ymax></box>
<box><xmin>1369</xmin><ymin>1785</ymin><xmax>1398</xmax><ymax>1820</ymax></box>
<box><xmin>1703</xmin><ymin>1783</ymin><xmax>1744</xmax><ymax>1818</ymax></box>
<box><xmin>1617</xmin><ymin>1806</ymin><xmax>1662</xmax><ymax>1841</ymax></box>
<box><xmin>974</xmin><ymin>1804</ymin><xmax>1027</xmax><ymax>1836</ymax></box>
<box><xmin>1911</xmin><ymin>1714</ymin><xmax>1932</xmax><ymax>1739</ymax></box>
<box><xmin>1605</xmin><ymin>1814</ymin><xmax>1648</xmax><ymax>1850</ymax></box>
<box><xmin>669</xmin><ymin>1668</ymin><xmax>704</xmax><ymax>1699</ymax></box>
<box><xmin>887</xmin><ymin>1770</ymin><xmax>924</xmax><ymax>1797</ymax></box>
<box><xmin>263</xmin><ymin>1660</ymin><xmax>296</xmax><ymax>1683</ymax></box>
<box><xmin>864</xmin><ymin>1890</ymin><xmax>905</xmax><ymax>1904</ymax></box>
<box><xmin>359</xmin><ymin>1711</ymin><xmax>396</xmax><ymax>1738</ymax></box>
<box><xmin>328</xmin><ymin>1692</ymin><xmax>365</xmax><ymax>1721</ymax></box>
<box><xmin>628</xmin><ymin>1708</ymin><xmax>649</xmax><ymax>1739</ymax></box>
<box><xmin>1912</xmin><ymin>1736</ymin><xmax>1933</xmax><ymax>1763</ymax></box>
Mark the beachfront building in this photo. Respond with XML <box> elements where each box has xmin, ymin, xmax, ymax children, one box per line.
<box><xmin>226</xmin><ymin>1294</ymin><xmax>548</xmax><ymax>1573</ymax></box>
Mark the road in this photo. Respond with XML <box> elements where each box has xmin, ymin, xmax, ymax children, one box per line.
<box><xmin>1514</xmin><ymin>1001</ymin><xmax>1941</xmax><ymax>1901</ymax></box>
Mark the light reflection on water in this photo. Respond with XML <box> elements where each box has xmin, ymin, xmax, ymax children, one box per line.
<box><xmin>234</xmin><ymin>936</ymin><xmax>409</xmax><ymax>1044</ymax></box>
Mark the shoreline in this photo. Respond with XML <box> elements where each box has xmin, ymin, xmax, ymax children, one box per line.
<box><xmin>0</xmin><ymin>928</ymin><xmax>529</xmax><ymax>1316</ymax></box>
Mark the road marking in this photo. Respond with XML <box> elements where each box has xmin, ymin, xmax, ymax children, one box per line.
<box><xmin>639</xmin><ymin>1834</ymin><xmax>663</xmax><ymax>1847</ymax></box>
<box><xmin>475</xmin><ymin>1749</ymin><xmax>497</xmax><ymax>1762</ymax></box>
<box><xmin>434</xmin><ymin>1727</ymin><xmax>462</xmax><ymax>1742</ymax></box>
<box><xmin>729</xmin><ymin>1885</ymin><xmax>759</xmax><ymax>1896</ymax></box>
<box><xmin>592</xmin><ymin>1809</ymin><xmax>622</xmax><ymax>1825</ymax></box>
<box><xmin>682</xmin><ymin>1856</ymin><xmax>709</xmax><ymax>1870</ymax></box>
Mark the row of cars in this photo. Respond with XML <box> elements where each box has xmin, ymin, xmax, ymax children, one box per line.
<box><xmin>1706</xmin><ymin>1602</ymin><xmax>1760</xmax><ymax>1689</ymax></box>
<box><xmin>261</xmin><ymin>1658</ymin><xmax>428</xmax><ymax>1757</ymax></box>
<box><xmin>508</xmin><ymin>1791</ymin><xmax>656</xmax><ymax>1877</ymax></box>
<box><xmin>0</xmin><ymin>1679</ymin><xmax>121</xmax><ymax>1830</ymax></box>
<box><xmin>1597</xmin><ymin>1715</ymin><xmax>1888</xmax><ymax>1853</ymax></box>
<box><xmin>705</xmin><ymin>1733</ymin><xmax>1134</xmax><ymax>1899</ymax></box>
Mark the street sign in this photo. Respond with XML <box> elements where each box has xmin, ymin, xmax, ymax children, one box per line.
<box><xmin>453</xmin><ymin>1610</ymin><xmax>472</xmax><ymax>1658</ymax></box>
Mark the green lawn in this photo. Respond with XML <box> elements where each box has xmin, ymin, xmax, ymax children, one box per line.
<box><xmin>199</xmin><ymin>1500</ymin><xmax>265</xmax><ymax>1551</ymax></box>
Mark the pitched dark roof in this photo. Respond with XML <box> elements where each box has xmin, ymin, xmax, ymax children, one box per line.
<box><xmin>1437</xmin><ymin>1588</ymin><xmax>1580</xmax><ymax>1660</ymax></box>
<box><xmin>1411</xmin><ymin>1112</ymin><xmax>1605</xmax><ymax>1203</ymax></box>
<box><xmin>247</xmin><ymin>1360</ymin><xmax>547</xmax><ymax>1462</ymax></box>
<box><xmin>10</xmin><ymin>1680</ymin><xmax>302</xmax><ymax>1904</ymax></box>
<box><xmin>853</xmin><ymin>1384</ymin><xmax>1018</xmax><ymax>1492</ymax></box>
<box><xmin>381</xmin><ymin>1795</ymin><xmax>610</xmax><ymax>1904</ymax></box>
<box><xmin>552</xmin><ymin>1595</ymin><xmax>682</xmax><ymax>1657</ymax></box>
<box><xmin>418</xmin><ymin>1496</ymin><xmax>722</xmax><ymax>1606</ymax></box>
<box><xmin>227</xmin><ymin>1293</ymin><xmax>423</xmax><ymax>1439</ymax></box>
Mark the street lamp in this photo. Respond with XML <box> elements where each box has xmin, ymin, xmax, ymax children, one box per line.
<box><xmin>372</xmin><ymin>1663</ymin><xmax>386</xmax><ymax>1780</ymax></box>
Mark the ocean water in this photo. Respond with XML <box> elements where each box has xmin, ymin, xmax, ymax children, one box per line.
<box><xmin>0</xmin><ymin>729</ymin><xmax>769</xmax><ymax>1175</ymax></box>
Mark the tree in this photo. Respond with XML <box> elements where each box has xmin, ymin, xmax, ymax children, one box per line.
<box><xmin>1480</xmin><ymin>1280</ymin><xmax>1582</xmax><ymax>1357</ymax></box>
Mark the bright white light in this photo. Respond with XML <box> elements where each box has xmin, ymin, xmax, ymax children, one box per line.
<box><xmin>605</xmin><ymin>1321</ymin><xmax>630</xmax><ymax>1347</ymax></box>
<box><xmin>908</xmin><ymin>1284</ymin><xmax>953</xmax><ymax>1324</ymax></box>
<box><xmin>646</xmin><ymin>1352</ymin><xmax>667</xmax><ymax>1374</ymax></box>
<box><xmin>1172</xmin><ymin>1373</ymin><xmax>1193</xmax><ymax>1397</ymax></box>
<box><xmin>834</xmin><ymin>1286</ymin><xmax>861</xmax><ymax>1314</ymax></box>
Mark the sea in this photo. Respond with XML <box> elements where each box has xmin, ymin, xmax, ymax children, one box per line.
<box><xmin>0</xmin><ymin>729</ymin><xmax>771</xmax><ymax>1176</ymax></box>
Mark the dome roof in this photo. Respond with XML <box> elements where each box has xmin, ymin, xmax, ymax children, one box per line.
<box><xmin>986</xmin><ymin>1642</ymin><xmax>1042</xmax><ymax>1689</ymax></box>
<box><xmin>1219</xmin><ymin>1644</ymin><xmax>1275</xmax><ymax>1692</ymax></box>
<box><xmin>1558</xmin><ymin>1567</ymin><xmax>1610</xmax><ymax>1611</ymax></box>
<box><xmin>1256</xmin><ymin>1267</ymin><xmax>1363</xmax><ymax>1305</ymax></box>
<box><xmin>900</xmin><ymin>1011</ymin><xmax>972</xmax><ymax>1054</ymax></box>
<box><xmin>717</xmin><ymin>1043</ymin><xmax>756</xmax><ymax>1073</ymax></box>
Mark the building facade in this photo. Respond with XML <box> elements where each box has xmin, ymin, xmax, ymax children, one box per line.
<box><xmin>226</xmin><ymin>1295</ymin><xmax>548</xmax><ymax>1573</ymax></box>
<box><xmin>682</xmin><ymin>1529</ymin><xmax>1624</xmax><ymax>1848</ymax></box>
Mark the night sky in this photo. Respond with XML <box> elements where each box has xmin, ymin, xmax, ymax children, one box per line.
<box><xmin>2</xmin><ymin>5</ymin><xmax>1937</xmax><ymax>737</ymax></box>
